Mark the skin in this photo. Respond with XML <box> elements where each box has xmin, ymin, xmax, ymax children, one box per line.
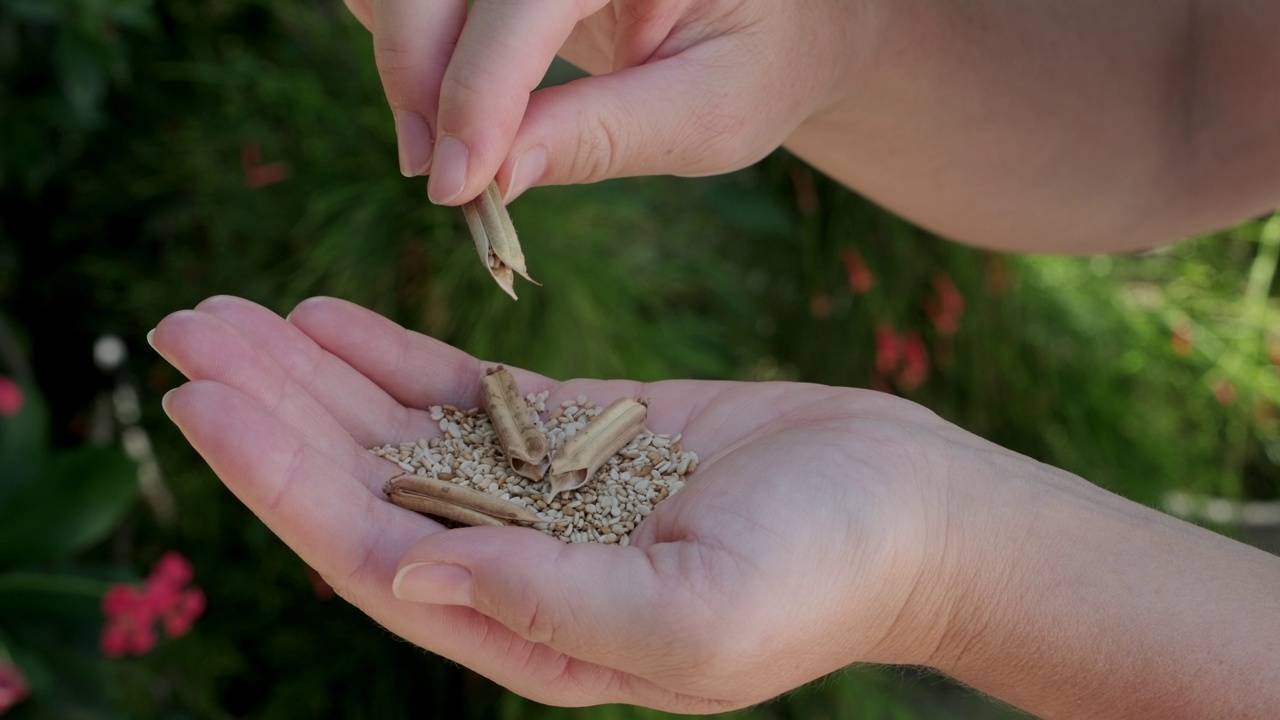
<box><xmin>151</xmin><ymin>0</ymin><xmax>1280</xmax><ymax>716</ymax></box>
<box><xmin>350</xmin><ymin>0</ymin><xmax>1280</xmax><ymax>251</ymax></box>
<box><xmin>151</xmin><ymin>296</ymin><xmax>1280</xmax><ymax>718</ymax></box>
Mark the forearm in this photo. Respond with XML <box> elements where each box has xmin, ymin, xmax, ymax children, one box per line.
<box><xmin>933</xmin><ymin>453</ymin><xmax>1280</xmax><ymax>719</ymax></box>
<box><xmin>786</xmin><ymin>0</ymin><xmax>1280</xmax><ymax>253</ymax></box>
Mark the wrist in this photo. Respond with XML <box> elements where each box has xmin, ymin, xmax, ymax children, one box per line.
<box><xmin>921</xmin><ymin>441</ymin><xmax>1280</xmax><ymax>719</ymax></box>
<box><xmin>849</xmin><ymin>423</ymin><xmax>1066</xmax><ymax>669</ymax></box>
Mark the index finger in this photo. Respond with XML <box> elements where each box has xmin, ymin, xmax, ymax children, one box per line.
<box><xmin>425</xmin><ymin>0</ymin><xmax>610</xmax><ymax>204</ymax></box>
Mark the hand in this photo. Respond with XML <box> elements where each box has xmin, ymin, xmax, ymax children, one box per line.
<box><xmin>150</xmin><ymin>295</ymin><xmax>997</xmax><ymax>711</ymax></box>
<box><xmin>343</xmin><ymin>0</ymin><xmax>863</xmax><ymax>204</ymax></box>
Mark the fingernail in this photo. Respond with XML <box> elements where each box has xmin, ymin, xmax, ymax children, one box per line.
<box><xmin>504</xmin><ymin>146</ymin><xmax>547</xmax><ymax>203</ymax></box>
<box><xmin>161</xmin><ymin>389</ymin><xmax>176</xmax><ymax>418</ymax></box>
<box><xmin>394</xmin><ymin>111</ymin><xmax>434</xmax><ymax>177</ymax></box>
<box><xmin>427</xmin><ymin>136</ymin><xmax>469</xmax><ymax>204</ymax></box>
<box><xmin>145</xmin><ymin>328</ymin><xmax>157</xmax><ymax>351</ymax></box>
<box><xmin>392</xmin><ymin>562</ymin><xmax>474</xmax><ymax>606</ymax></box>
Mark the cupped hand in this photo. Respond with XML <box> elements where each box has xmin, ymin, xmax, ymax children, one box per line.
<box><xmin>151</xmin><ymin>295</ymin><xmax>981</xmax><ymax>712</ymax></box>
<box><xmin>346</xmin><ymin>0</ymin><xmax>864</xmax><ymax>204</ymax></box>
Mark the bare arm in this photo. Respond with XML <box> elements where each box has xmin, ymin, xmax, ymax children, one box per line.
<box><xmin>351</xmin><ymin>0</ymin><xmax>1280</xmax><ymax>253</ymax></box>
<box><xmin>928</xmin><ymin>444</ymin><xmax>1280</xmax><ymax>718</ymax></box>
<box><xmin>785</xmin><ymin>0</ymin><xmax>1280</xmax><ymax>252</ymax></box>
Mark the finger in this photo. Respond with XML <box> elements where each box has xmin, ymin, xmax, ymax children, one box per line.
<box><xmin>285</xmin><ymin>298</ymin><xmax>753</xmax><ymax>445</ymax></box>
<box><xmin>285</xmin><ymin>296</ymin><xmax>556</xmax><ymax>410</ymax></box>
<box><xmin>372</xmin><ymin>0</ymin><xmax>467</xmax><ymax>177</ymax></box>
<box><xmin>161</xmin><ymin>379</ymin><xmax>431</xmax><ymax>582</ymax></box>
<box><xmin>501</xmin><ymin>45</ymin><xmax>789</xmax><ymax>202</ymax></box>
<box><xmin>426</xmin><ymin>0</ymin><xmax>610</xmax><ymax>205</ymax></box>
<box><xmin>190</xmin><ymin>296</ymin><xmax>430</xmax><ymax>447</ymax></box>
<box><xmin>391</xmin><ymin>524</ymin><xmax>745</xmax><ymax>709</ymax></box>
<box><xmin>150</xmin><ymin>308</ymin><xmax>397</xmax><ymax>490</ymax></box>
<box><xmin>286</xmin><ymin>296</ymin><xmax>685</xmax><ymax>428</ymax></box>
<box><xmin>343</xmin><ymin>0</ymin><xmax>372</xmax><ymax>31</ymax></box>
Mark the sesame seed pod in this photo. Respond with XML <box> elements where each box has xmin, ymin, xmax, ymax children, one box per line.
<box><xmin>546</xmin><ymin>397</ymin><xmax>648</xmax><ymax>500</ymax></box>
<box><xmin>384</xmin><ymin>475</ymin><xmax>545</xmax><ymax>525</ymax></box>
<box><xmin>479</xmin><ymin>366</ymin><xmax>549</xmax><ymax>481</ymax></box>
<box><xmin>460</xmin><ymin>181</ymin><xmax>538</xmax><ymax>300</ymax></box>
<box><xmin>384</xmin><ymin>485</ymin><xmax>506</xmax><ymax>527</ymax></box>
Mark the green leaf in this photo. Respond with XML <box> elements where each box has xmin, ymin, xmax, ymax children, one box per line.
<box><xmin>0</xmin><ymin>570</ymin><xmax>105</xmax><ymax>617</ymax></box>
<box><xmin>0</xmin><ymin>379</ymin><xmax>51</xmax><ymax>502</ymax></box>
<box><xmin>0</xmin><ymin>447</ymin><xmax>138</xmax><ymax>565</ymax></box>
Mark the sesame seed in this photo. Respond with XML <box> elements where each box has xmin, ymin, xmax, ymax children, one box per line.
<box><xmin>371</xmin><ymin>396</ymin><xmax>699</xmax><ymax>545</ymax></box>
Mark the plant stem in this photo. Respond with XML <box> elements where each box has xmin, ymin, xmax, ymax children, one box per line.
<box><xmin>0</xmin><ymin>571</ymin><xmax>112</xmax><ymax>599</ymax></box>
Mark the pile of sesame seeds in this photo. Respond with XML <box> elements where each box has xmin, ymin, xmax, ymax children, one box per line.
<box><xmin>369</xmin><ymin>391</ymin><xmax>698</xmax><ymax>545</ymax></box>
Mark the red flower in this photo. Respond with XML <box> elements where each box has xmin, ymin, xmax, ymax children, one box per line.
<box><xmin>924</xmin><ymin>272</ymin><xmax>965</xmax><ymax>336</ymax></box>
<box><xmin>841</xmin><ymin>248</ymin><xmax>874</xmax><ymax>294</ymax></box>
<box><xmin>101</xmin><ymin>552</ymin><xmax>204</xmax><ymax>657</ymax></box>
<box><xmin>897</xmin><ymin>332</ymin><xmax>930</xmax><ymax>391</ymax></box>
<box><xmin>874</xmin><ymin>325</ymin><xmax>900</xmax><ymax>375</ymax></box>
<box><xmin>240</xmin><ymin>143</ymin><xmax>291</xmax><ymax>189</ymax></box>
<box><xmin>1171</xmin><ymin>323</ymin><xmax>1193</xmax><ymax>357</ymax></box>
<box><xmin>0</xmin><ymin>662</ymin><xmax>29</xmax><ymax>715</ymax></box>
<box><xmin>874</xmin><ymin>325</ymin><xmax>930</xmax><ymax>391</ymax></box>
<box><xmin>0</xmin><ymin>377</ymin><xmax>22</xmax><ymax>418</ymax></box>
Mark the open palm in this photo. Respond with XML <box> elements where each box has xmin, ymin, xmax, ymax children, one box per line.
<box><xmin>153</xmin><ymin>296</ymin><xmax>961</xmax><ymax>712</ymax></box>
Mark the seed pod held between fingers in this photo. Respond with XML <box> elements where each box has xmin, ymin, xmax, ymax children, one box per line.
<box><xmin>461</xmin><ymin>181</ymin><xmax>538</xmax><ymax>300</ymax></box>
<box><xmin>547</xmin><ymin>397</ymin><xmax>649</xmax><ymax>500</ymax></box>
<box><xmin>378</xmin><ymin>471</ymin><xmax>540</xmax><ymax>520</ymax></box>
<box><xmin>479</xmin><ymin>366</ymin><xmax>549</xmax><ymax>481</ymax></box>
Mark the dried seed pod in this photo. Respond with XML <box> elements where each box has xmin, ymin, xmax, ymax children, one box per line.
<box><xmin>480</xmin><ymin>366</ymin><xmax>549</xmax><ymax>481</ymax></box>
<box><xmin>461</xmin><ymin>181</ymin><xmax>538</xmax><ymax>300</ymax></box>
<box><xmin>378</xmin><ymin>476</ymin><xmax>540</xmax><ymax>520</ymax></box>
<box><xmin>384</xmin><ymin>486</ymin><xmax>505</xmax><ymax>527</ymax></box>
<box><xmin>547</xmin><ymin>397</ymin><xmax>648</xmax><ymax>500</ymax></box>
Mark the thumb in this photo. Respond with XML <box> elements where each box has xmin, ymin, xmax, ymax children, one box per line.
<box><xmin>391</xmin><ymin>525</ymin><xmax>720</xmax><ymax>680</ymax></box>
<box><xmin>499</xmin><ymin>50</ymin><xmax>791</xmax><ymax>202</ymax></box>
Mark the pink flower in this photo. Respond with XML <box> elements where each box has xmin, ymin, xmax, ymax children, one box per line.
<box><xmin>924</xmin><ymin>272</ymin><xmax>965</xmax><ymax>336</ymax></box>
<box><xmin>150</xmin><ymin>551</ymin><xmax>194</xmax><ymax>588</ymax></box>
<box><xmin>0</xmin><ymin>377</ymin><xmax>22</xmax><ymax>418</ymax></box>
<box><xmin>0</xmin><ymin>662</ymin><xmax>29</xmax><ymax>715</ymax></box>
<box><xmin>101</xmin><ymin>582</ymin><xmax>158</xmax><ymax>657</ymax></box>
<box><xmin>101</xmin><ymin>552</ymin><xmax>204</xmax><ymax>656</ymax></box>
<box><xmin>163</xmin><ymin>588</ymin><xmax>206</xmax><ymax>638</ymax></box>
<box><xmin>841</xmin><ymin>248</ymin><xmax>874</xmax><ymax>294</ymax></box>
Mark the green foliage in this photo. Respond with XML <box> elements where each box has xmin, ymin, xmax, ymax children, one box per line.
<box><xmin>0</xmin><ymin>366</ymin><xmax>143</xmax><ymax>718</ymax></box>
<box><xmin>0</xmin><ymin>0</ymin><xmax>155</xmax><ymax>191</ymax></box>
<box><xmin>0</xmin><ymin>0</ymin><xmax>1276</xmax><ymax>716</ymax></box>
<box><xmin>0</xmin><ymin>445</ymin><xmax>136</xmax><ymax>565</ymax></box>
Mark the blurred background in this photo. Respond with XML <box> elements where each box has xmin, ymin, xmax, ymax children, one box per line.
<box><xmin>1</xmin><ymin>0</ymin><xmax>1277</xmax><ymax>717</ymax></box>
